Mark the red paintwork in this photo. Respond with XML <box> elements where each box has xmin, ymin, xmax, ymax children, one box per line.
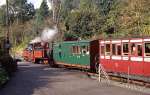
<box><xmin>144</xmin><ymin>62</ymin><xmax>150</xmax><ymax>76</ymax></box>
<box><xmin>99</xmin><ymin>38</ymin><xmax>150</xmax><ymax>78</ymax></box>
<box><xmin>22</xmin><ymin>49</ymin><xmax>29</xmax><ymax>60</ymax></box>
<box><xmin>22</xmin><ymin>42</ymin><xmax>49</xmax><ymax>63</ymax></box>
<box><xmin>34</xmin><ymin>50</ymin><xmax>43</xmax><ymax>58</ymax></box>
<box><xmin>22</xmin><ymin>38</ymin><xmax>150</xmax><ymax>80</ymax></box>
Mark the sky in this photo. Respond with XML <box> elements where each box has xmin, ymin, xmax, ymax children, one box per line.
<box><xmin>0</xmin><ymin>0</ymin><xmax>5</xmax><ymax>6</ymax></box>
<box><xmin>0</xmin><ymin>0</ymin><xmax>52</xmax><ymax>9</ymax></box>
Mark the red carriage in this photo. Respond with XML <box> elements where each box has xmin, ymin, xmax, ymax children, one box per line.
<box><xmin>99</xmin><ymin>37</ymin><xmax>150</xmax><ymax>82</ymax></box>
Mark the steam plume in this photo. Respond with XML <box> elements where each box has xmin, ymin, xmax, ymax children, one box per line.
<box><xmin>41</xmin><ymin>26</ymin><xmax>58</xmax><ymax>42</ymax></box>
<box><xmin>30</xmin><ymin>26</ymin><xmax>58</xmax><ymax>44</ymax></box>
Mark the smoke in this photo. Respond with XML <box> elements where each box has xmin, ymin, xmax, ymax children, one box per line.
<box><xmin>30</xmin><ymin>37</ymin><xmax>41</xmax><ymax>44</ymax></box>
<box><xmin>41</xmin><ymin>26</ymin><xmax>58</xmax><ymax>42</ymax></box>
<box><xmin>30</xmin><ymin>26</ymin><xmax>58</xmax><ymax>44</ymax></box>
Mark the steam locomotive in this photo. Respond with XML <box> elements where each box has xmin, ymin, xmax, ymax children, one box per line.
<box><xmin>23</xmin><ymin>37</ymin><xmax>150</xmax><ymax>82</ymax></box>
<box><xmin>23</xmin><ymin>42</ymin><xmax>50</xmax><ymax>64</ymax></box>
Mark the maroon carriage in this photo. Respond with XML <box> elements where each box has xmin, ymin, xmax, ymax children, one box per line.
<box><xmin>99</xmin><ymin>38</ymin><xmax>150</xmax><ymax>82</ymax></box>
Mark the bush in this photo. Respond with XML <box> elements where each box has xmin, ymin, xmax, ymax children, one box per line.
<box><xmin>0</xmin><ymin>68</ymin><xmax>9</xmax><ymax>86</ymax></box>
<box><xmin>0</xmin><ymin>54</ymin><xmax>17</xmax><ymax>76</ymax></box>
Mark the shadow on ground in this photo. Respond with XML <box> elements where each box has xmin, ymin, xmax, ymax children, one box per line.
<box><xmin>0</xmin><ymin>62</ymin><xmax>74</xmax><ymax>95</ymax></box>
<box><xmin>0</xmin><ymin>62</ymin><xmax>146</xmax><ymax>95</ymax></box>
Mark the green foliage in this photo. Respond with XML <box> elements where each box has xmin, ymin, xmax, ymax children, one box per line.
<box><xmin>107</xmin><ymin>0</ymin><xmax>150</xmax><ymax>37</ymax></box>
<box><xmin>0</xmin><ymin>0</ymin><xmax>149</xmax><ymax>47</ymax></box>
<box><xmin>64</xmin><ymin>32</ymin><xmax>78</xmax><ymax>40</ymax></box>
<box><xmin>60</xmin><ymin>0</ymin><xmax>150</xmax><ymax>39</ymax></box>
<box><xmin>60</xmin><ymin>0</ymin><xmax>74</xmax><ymax>20</ymax></box>
<box><xmin>8</xmin><ymin>0</ymin><xmax>35</xmax><ymax>23</ymax></box>
<box><xmin>22</xmin><ymin>3</ymin><xmax>35</xmax><ymax>21</ymax></box>
<box><xmin>64</xmin><ymin>0</ymin><xmax>103</xmax><ymax>39</ymax></box>
<box><xmin>34</xmin><ymin>0</ymin><xmax>50</xmax><ymax>34</ymax></box>
<box><xmin>34</xmin><ymin>9</ymin><xmax>44</xmax><ymax>30</ymax></box>
<box><xmin>0</xmin><ymin>68</ymin><xmax>9</xmax><ymax>86</ymax></box>
<box><xmin>8</xmin><ymin>0</ymin><xmax>27</xmax><ymax>6</ymax></box>
<box><xmin>39</xmin><ymin>0</ymin><xmax>50</xmax><ymax>18</ymax></box>
<box><xmin>0</xmin><ymin>6</ymin><xmax>6</xmax><ymax>26</ymax></box>
<box><xmin>94</xmin><ymin>0</ymin><xmax>115</xmax><ymax>16</ymax></box>
<box><xmin>79</xmin><ymin>0</ymin><xmax>94</xmax><ymax>9</ymax></box>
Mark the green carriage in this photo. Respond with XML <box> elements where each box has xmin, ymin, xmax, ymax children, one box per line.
<box><xmin>53</xmin><ymin>40</ymin><xmax>99</xmax><ymax>71</ymax></box>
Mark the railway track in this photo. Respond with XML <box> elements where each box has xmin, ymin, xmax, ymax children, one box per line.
<box><xmin>86</xmin><ymin>72</ymin><xmax>150</xmax><ymax>94</ymax></box>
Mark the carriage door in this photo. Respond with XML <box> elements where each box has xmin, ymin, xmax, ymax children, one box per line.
<box><xmin>80</xmin><ymin>45</ymin><xmax>90</xmax><ymax>66</ymax></box>
<box><xmin>144</xmin><ymin>41</ymin><xmax>150</xmax><ymax>76</ymax></box>
<box><xmin>130</xmin><ymin>41</ymin><xmax>143</xmax><ymax>76</ymax></box>
<box><xmin>58</xmin><ymin>44</ymin><xmax>63</xmax><ymax>62</ymax></box>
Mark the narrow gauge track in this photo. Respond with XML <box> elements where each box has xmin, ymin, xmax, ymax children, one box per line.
<box><xmin>53</xmin><ymin>63</ymin><xmax>150</xmax><ymax>94</ymax></box>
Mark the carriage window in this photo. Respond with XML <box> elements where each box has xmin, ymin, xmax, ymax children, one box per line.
<box><xmin>145</xmin><ymin>43</ymin><xmax>150</xmax><ymax>56</ymax></box>
<box><xmin>137</xmin><ymin>45</ymin><xmax>142</xmax><ymax>56</ymax></box>
<box><xmin>123</xmin><ymin>43</ymin><xmax>129</xmax><ymax>55</ymax></box>
<box><xmin>59</xmin><ymin>45</ymin><xmax>61</xmax><ymax>48</ymax></box>
<box><xmin>106</xmin><ymin>44</ymin><xmax>110</xmax><ymax>55</ymax></box>
<box><xmin>117</xmin><ymin>45</ymin><xmax>121</xmax><ymax>55</ymax></box>
<box><xmin>81</xmin><ymin>46</ymin><xmax>89</xmax><ymax>55</ymax></box>
<box><xmin>77</xmin><ymin>46</ymin><xmax>81</xmax><ymax>54</ymax></box>
<box><xmin>81</xmin><ymin>46</ymin><xmax>85</xmax><ymax>54</ymax></box>
<box><xmin>72</xmin><ymin>46</ymin><xmax>76</xmax><ymax>54</ymax></box>
<box><xmin>131</xmin><ymin>43</ymin><xmax>136</xmax><ymax>55</ymax></box>
<box><xmin>28</xmin><ymin>44</ymin><xmax>33</xmax><ymax>51</ymax></box>
<box><xmin>72</xmin><ymin>46</ymin><xmax>81</xmax><ymax>54</ymax></box>
<box><xmin>34</xmin><ymin>43</ymin><xmax>43</xmax><ymax>50</ymax></box>
<box><xmin>86</xmin><ymin>46</ymin><xmax>89</xmax><ymax>53</ymax></box>
<box><xmin>112</xmin><ymin>44</ymin><xmax>116</xmax><ymax>55</ymax></box>
<box><xmin>101</xmin><ymin>46</ymin><xmax>104</xmax><ymax>55</ymax></box>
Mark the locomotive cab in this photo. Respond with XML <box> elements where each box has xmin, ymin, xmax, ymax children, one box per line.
<box><xmin>22</xmin><ymin>42</ymin><xmax>50</xmax><ymax>64</ymax></box>
<box><xmin>32</xmin><ymin>42</ymin><xmax>49</xmax><ymax>64</ymax></box>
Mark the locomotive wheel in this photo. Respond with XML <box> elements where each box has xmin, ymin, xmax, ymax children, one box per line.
<box><xmin>39</xmin><ymin>60</ymin><xmax>43</xmax><ymax>64</ymax></box>
<box><xmin>35</xmin><ymin>59</ymin><xmax>41</xmax><ymax>64</ymax></box>
<box><xmin>35</xmin><ymin>59</ymin><xmax>38</xmax><ymax>64</ymax></box>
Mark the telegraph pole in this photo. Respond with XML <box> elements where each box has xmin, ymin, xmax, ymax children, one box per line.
<box><xmin>5</xmin><ymin>0</ymin><xmax>10</xmax><ymax>53</ymax></box>
<box><xmin>6</xmin><ymin>0</ymin><xmax>9</xmax><ymax>40</ymax></box>
<box><xmin>50</xmin><ymin>0</ymin><xmax>61</xmax><ymax>24</ymax></box>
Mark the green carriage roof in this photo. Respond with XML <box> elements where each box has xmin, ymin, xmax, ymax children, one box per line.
<box><xmin>56</xmin><ymin>40</ymin><xmax>90</xmax><ymax>44</ymax></box>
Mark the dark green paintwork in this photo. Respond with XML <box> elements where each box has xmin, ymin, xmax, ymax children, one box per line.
<box><xmin>53</xmin><ymin>40</ymin><xmax>90</xmax><ymax>66</ymax></box>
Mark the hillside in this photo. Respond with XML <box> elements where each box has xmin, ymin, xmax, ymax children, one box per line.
<box><xmin>0</xmin><ymin>0</ymin><xmax>149</xmax><ymax>53</ymax></box>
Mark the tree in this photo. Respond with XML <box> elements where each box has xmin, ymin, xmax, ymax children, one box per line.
<box><xmin>34</xmin><ymin>9</ymin><xmax>43</xmax><ymax>35</ymax></box>
<box><xmin>94</xmin><ymin>0</ymin><xmax>115</xmax><ymax>16</ymax></box>
<box><xmin>64</xmin><ymin>0</ymin><xmax>103</xmax><ymax>39</ymax></box>
<box><xmin>104</xmin><ymin>0</ymin><xmax>150</xmax><ymax>38</ymax></box>
<box><xmin>79</xmin><ymin>0</ymin><xmax>94</xmax><ymax>9</ymax></box>
<box><xmin>39</xmin><ymin>0</ymin><xmax>50</xmax><ymax>18</ymax></box>
<box><xmin>8</xmin><ymin>0</ymin><xmax>35</xmax><ymax>23</ymax></box>
<box><xmin>0</xmin><ymin>6</ymin><xmax>6</xmax><ymax>26</ymax></box>
<box><xmin>34</xmin><ymin>0</ymin><xmax>50</xmax><ymax>34</ymax></box>
<box><xmin>35</xmin><ymin>0</ymin><xmax>50</xmax><ymax>24</ymax></box>
<box><xmin>60</xmin><ymin>0</ymin><xmax>74</xmax><ymax>20</ymax></box>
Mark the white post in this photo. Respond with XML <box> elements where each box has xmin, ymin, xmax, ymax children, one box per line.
<box><xmin>99</xmin><ymin>64</ymin><xmax>101</xmax><ymax>82</ymax></box>
<box><xmin>127</xmin><ymin>66</ymin><xmax>130</xmax><ymax>84</ymax></box>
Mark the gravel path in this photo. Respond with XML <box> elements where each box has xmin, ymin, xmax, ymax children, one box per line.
<box><xmin>0</xmin><ymin>62</ymin><xmax>148</xmax><ymax>95</ymax></box>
